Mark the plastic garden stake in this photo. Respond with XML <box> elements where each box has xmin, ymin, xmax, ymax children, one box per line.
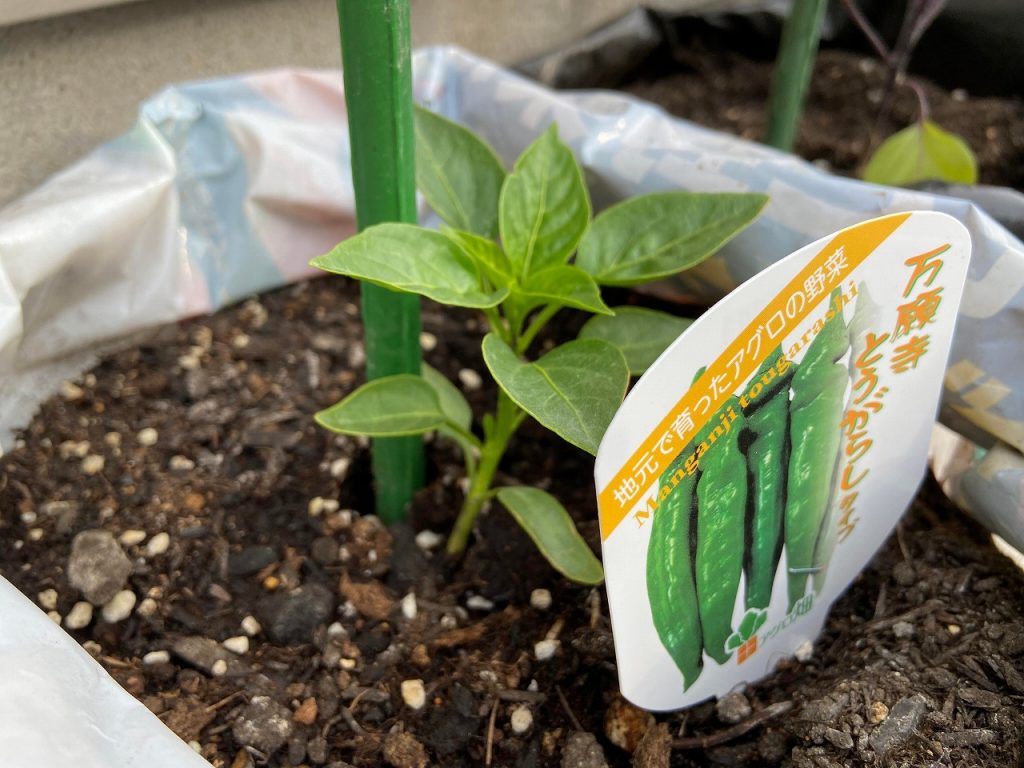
<box><xmin>336</xmin><ymin>0</ymin><xmax>423</xmax><ymax>522</ymax></box>
<box><xmin>764</xmin><ymin>0</ymin><xmax>828</xmax><ymax>152</ymax></box>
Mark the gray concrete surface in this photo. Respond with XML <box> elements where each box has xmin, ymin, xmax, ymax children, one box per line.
<box><xmin>0</xmin><ymin>0</ymin><xmax>637</xmax><ymax>208</ymax></box>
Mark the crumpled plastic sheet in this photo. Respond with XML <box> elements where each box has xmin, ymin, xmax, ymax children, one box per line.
<box><xmin>1</xmin><ymin>47</ymin><xmax>1023</xmax><ymax>762</ymax></box>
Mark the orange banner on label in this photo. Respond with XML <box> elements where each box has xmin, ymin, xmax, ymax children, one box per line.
<box><xmin>597</xmin><ymin>212</ymin><xmax>911</xmax><ymax>540</ymax></box>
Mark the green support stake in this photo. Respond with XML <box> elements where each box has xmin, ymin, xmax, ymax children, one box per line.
<box><xmin>336</xmin><ymin>0</ymin><xmax>423</xmax><ymax>522</ymax></box>
<box><xmin>764</xmin><ymin>0</ymin><xmax>829</xmax><ymax>152</ymax></box>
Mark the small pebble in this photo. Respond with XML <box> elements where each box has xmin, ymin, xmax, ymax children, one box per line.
<box><xmin>82</xmin><ymin>640</ymin><xmax>102</xmax><ymax>655</ymax></box>
<box><xmin>329</xmin><ymin>457</ymin><xmax>351</xmax><ymax>480</ymax></box>
<box><xmin>223</xmin><ymin>636</ymin><xmax>250</xmax><ymax>655</ymax></box>
<box><xmin>137</xmin><ymin>597</ymin><xmax>159</xmax><ymax>618</ymax></box>
<box><xmin>119</xmin><ymin>530</ymin><xmax>147</xmax><ymax>547</ymax></box>
<box><xmin>466</xmin><ymin>595</ymin><xmax>494</xmax><ymax>611</ymax></box>
<box><xmin>146</xmin><ymin>532</ymin><xmax>170</xmax><ymax>557</ymax></box>
<box><xmin>951</xmin><ymin>88</ymin><xmax>968</xmax><ymax>102</ymax></box>
<box><xmin>458</xmin><ymin>368</ymin><xmax>483</xmax><ymax>391</ymax></box>
<box><xmin>188</xmin><ymin>741</ymin><xmax>202</xmax><ymax>753</ymax></box>
<box><xmin>948</xmin><ymin>624</ymin><xmax>961</xmax><ymax>635</ymax></box>
<box><xmin>47</xmin><ymin>610</ymin><xmax>62</xmax><ymax>624</ymax></box>
<box><xmin>59</xmin><ymin>440</ymin><xmax>91</xmax><ymax>459</ymax></box>
<box><xmin>60</xmin><ymin>381</ymin><xmax>85</xmax><ymax>401</ymax></box>
<box><xmin>293</xmin><ymin>697</ymin><xmax>318</xmax><ymax>725</ymax></box>
<box><xmin>137</xmin><ymin>427</ymin><xmax>158</xmax><ymax>446</ymax></box>
<box><xmin>401</xmin><ymin>592</ymin><xmax>418</xmax><ymax>620</ymax></box>
<box><xmin>262</xmin><ymin>575</ymin><xmax>281</xmax><ymax>591</ymax></box>
<box><xmin>794</xmin><ymin>639</ymin><xmax>814</xmax><ymax>662</ymax></box>
<box><xmin>326</xmin><ymin>621</ymin><xmax>346</xmax><ymax>639</ymax></box>
<box><xmin>419</xmin><ymin>332</ymin><xmax>438</xmax><ymax>351</ymax></box>
<box><xmin>169</xmin><ymin>455</ymin><xmax>195</xmax><ymax>471</ymax></box>
<box><xmin>27</xmin><ymin>528</ymin><xmax>44</xmax><ymax>541</ymax></box>
<box><xmin>143</xmin><ymin>650</ymin><xmax>171</xmax><ymax>666</ymax></box>
<box><xmin>232</xmin><ymin>332</ymin><xmax>250</xmax><ymax>349</ymax></box>
<box><xmin>529</xmin><ymin>589</ymin><xmax>552</xmax><ymax>611</ymax></box>
<box><xmin>81</xmin><ymin>455</ymin><xmax>105</xmax><ymax>475</ymax></box>
<box><xmin>510</xmin><ymin>705</ymin><xmax>533</xmax><ymax>735</ymax></box>
<box><xmin>869</xmin><ymin>701</ymin><xmax>889</xmax><ymax>724</ymax></box>
<box><xmin>38</xmin><ymin>588</ymin><xmax>58</xmax><ymax>611</ymax></box>
<box><xmin>534</xmin><ymin>639</ymin><xmax>558</xmax><ymax>661</ymax></box>
<box><xmin>339</xmin><ymin>658</ymin><xmax>357</xmax><ymax>670</ymax></box>
<box><xmin>104</xmin><ymin>432</ymin><xmax>121</xmax><ymax>449</ymax></box>
<box><xmin>401</xmin><ymin>679</ymin><xmax>427</xmax><ymax>710</ymax></box>
<box><xmin>65</xmin><ymin>601</ymin><xmax>94</xmax><ymax>629</ymax></box>
<box><xmin>716</xmin><ymin>692</ymin><xmax>752</xmax><ymax>724</ymax></box>
<box><xmin>21</xmin><ymin>510</ymin><xmax>37</xmax><ymax>525</ymax></box>
<box><xmin>211</xmin><ymin>659</ymin><xmax>228</xmax><ymax>677</ymax></box>
<box><xmin>414</xmin><ymin>530</ymin><xmax>443</xmax><ymax>550</ymax></box>
<box><xmin>102</xmin><ymin>590</ymin><xmax>137</xmax><ymax>623</ymax></box>
<box><xmin>893</xmin><ymin>621</ymin><xmax>915</xmax><ymax>639</ymax></box>
<box><xmin>241</xmin><ymin>615</ymin><xmax>262</xmax><ymax>636</ymax></box>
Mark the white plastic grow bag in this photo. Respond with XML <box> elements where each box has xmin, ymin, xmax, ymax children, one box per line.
<box><xmin>1</xmin><ymin>47</ymin><xmax>1023</xmax><ymax>762</ymax></box>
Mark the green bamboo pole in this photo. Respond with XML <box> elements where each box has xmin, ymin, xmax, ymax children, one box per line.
<box><xmin>336</xmin><ymin>0</ymin><xmax>423</xmax><ymax>522</ymax></box>
<box><xmin>764</xmin><ymin>0</ymin><xmax>829</xmax><ymax>151</ymax></box>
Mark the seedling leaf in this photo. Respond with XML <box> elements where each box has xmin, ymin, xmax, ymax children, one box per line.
<box><xmin>497</xmin><ymin>486</ymin><xmax>604</xmax><ymax>584</ymax></box>
<box><xmin>499</xmin><ymin>125</ymin><xmax>590</xmax><ymax>277</ymax></box>
<box><xmin>576</xmin><ymin>192</ymin><xmax>768</xmax><ymax>286</ymax></box>
<box><xmin>414</xmin><ymin>106</ymin><xmax>506</xmax><ymax>238</ymax></box>
<box><xmin>311</xmin><ymin>223</ymin><xmax>508</xmax><ymax>309</ymax></box>
<box><xmin>579</xmin><ymin>306</ymin><xmax>693</xmax><ymax>374</ymax></box>
<box><xmin>316</xmin><ymin>375</ymin><xmax>445</xmax><ymax>436</ymax></box>
<box><xmin>863</xmin><ymin>120</ymin><xmax>978</xmax><ymax>187</ymax></box>
<box><xmin>511</xmin><ymin>264</ymin><xmax>612</xmax><ymax>316</ymax></box>
<box><xmin>481</xmin><ymin>334</ymin><xmax>628</xmax><ymax>455</ymax></box>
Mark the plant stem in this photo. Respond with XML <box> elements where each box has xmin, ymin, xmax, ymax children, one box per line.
<box><xmin>764</xmin><ymin>0</ymin><xmax>829</xmax><ymax>152</ymax></box>
<box><xmin>517</xmin><ymin>304</ymin><xmax>561</xmax><ymax>354</ymax></box>
<box><xmin>446</xmin><ymin>390</ymin><xmax>522</xmax><ymax>556</ymax></box>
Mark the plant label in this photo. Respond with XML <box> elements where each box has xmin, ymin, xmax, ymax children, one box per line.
<box><xmin>594</xmin><ymin>212</ymin><xmax>971</xmax><ymax>710</ymax></box>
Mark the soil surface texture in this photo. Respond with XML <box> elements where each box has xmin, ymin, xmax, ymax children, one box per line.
<box><xmin>3</xmin><ymin>30</ymin><xmax>1024</xmax><ymax>768</ymax></box>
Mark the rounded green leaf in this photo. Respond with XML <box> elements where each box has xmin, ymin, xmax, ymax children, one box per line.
<box><xmin>311</xmin><ymin>223</ymin><xmax>508</xmax><ymax>309</ymax></box>
<box><xmin>481</xmin><ymin>334</ymin><xmax>628</xmax><ymax>455</ymax></box>
<box><xmin>499</xmin><ymin>125</ymin><xmax>591</xmax><ymax>277</ymax></box>
<box><xmin>863</xmin><ymin>120</ymin><xmax>978</xmax><ymax>187</ymax></box>
<box><xmin>512</xmin><ymin>264</ymin><xmax>612</xmax><ymax>316</ymax></box>
<box><xmin>579</xmin><ymin>306</ymin><xmax>693</xmax><ymax>374</ymax></box>
<box><xmin>442</xmin><ymin>227</ymin><xmax>514</xmax><ymax>288</ymax></box>
<box><xmin>576</xmin><ymin>192</ymin><xmax>768</xmax><ymax>286</ymax></box>
<box><xmin>316</xmin><ymin>375</ymin><xmax>444</xmax><ymax>436</ymax></box>
<box><xmin>414</xmin><ymin>106</ymin><xmax>506</xmax><ymax>238</ymax></box>
<box><xmin>496</xmin><ymin>486</ymin><xmax>604</xmax><ymax>584</ymax></box>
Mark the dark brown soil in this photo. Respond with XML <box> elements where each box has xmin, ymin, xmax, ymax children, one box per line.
<box><xmin>625</xmin><ymin>45</ymin><xmax>1024</xmax><ymax>192</ymax></box>
<box><xmin>3</xmin><ymin>32</ymin><xmax>1024</xmax><ymax>768</ymax></box>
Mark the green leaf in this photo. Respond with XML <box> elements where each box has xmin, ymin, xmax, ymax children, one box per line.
<box><xmin>512</xmin><ymin>265</ymin><xmax>612</xmax><ymax>316</ymax></box>
<box><xmin>316</xmin><ymin>375</ymin><xmax>444</xmax><ymax>436</ymax></box>
<box><xmin>499</xmin><ymin>125</ymin><xmax>591</xmax><ymax>277</ymax></box>
<box><xmin>579</xmin><ymin>306</ymin><xmax>693</xmax><ymax>375</ymax></box>
<box><xmin>576</xmin><ymin>192</ymin><xmax>768</xmax><ymax>286</ymax></box>
<box><xmin>496</xmin><ymin>486</ymin><xmax>604</xmax><ymax>584</ymax></box>
<box><xmin>422</xmin><ymin>363</ymin><xmax>478</xmax><ymax>452</ymax></box>
<box><xmin>481</xmin><ymin>334</ymin><xmax>628</xmax><ymax>455</ymax></box>
<box><xmin>725</xmin><ymin>632</ymin><xmax>743</xmax><ymax>651</ymax></box>
<box><xmin>738</xmin><ymin>609</ymin><xmax>758</xmax><ymax>639</ymax></box>
<box><xmin>752</xmin><ymin>609</ymin><xmax>767</xmax><ymax>635</ymax></box>
<box><xmin>311</xmin><ymin>223</ymin><xmax>508</xmax><ymax>309</ymax></box>
<box><xmin>863</xmin><ymin>120</ymin><xmax>978</xmax><ymax>187</ymax></box>
<box><xmin>442</xmin><ymin>228</ymin><xmax>514</xmax><ymax>288</ymax></box>
<box><xmin>414</xmin><ymin>106</ymin><xmax>506</xmax><ymax>238</ymax></box>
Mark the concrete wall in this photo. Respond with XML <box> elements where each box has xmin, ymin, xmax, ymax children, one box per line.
<box><xmin>0</xmin><ymin>0</ymin><xmax>638</xmax><ymax>208</ymax></box>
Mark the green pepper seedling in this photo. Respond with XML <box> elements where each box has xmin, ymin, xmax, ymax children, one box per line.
<box><xmin>311</xmin><ymin>107</ymin><xmax>768</xmax><ymax>583</ymax></box>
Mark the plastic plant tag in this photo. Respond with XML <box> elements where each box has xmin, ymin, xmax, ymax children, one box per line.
<box><xmin>594</xmin><ymin>211</ymin><xmax>970</xmax><ymax>710</ymax></box>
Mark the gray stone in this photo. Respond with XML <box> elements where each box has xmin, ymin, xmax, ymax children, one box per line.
<box><xmin>307</xmin><ymin>735</ymin><xmax>329</xmax><ymax>764</ymax></box>
<box><xmin>67</xmin><ymin>530</ymin><xmax>132</xmax><ymax>605</ymax></box>
<box><xmin>824</xmin><ymin>727</ymin><xmax>854</xmax><ymax>750</ymax></box>
<box><xmin>232</xmin><ymin>695</ymin><xmax>293</xmax><ymax>754</ymax></box>
<box><xmin>868</xmin><ymin>695</ymin><xmax>929</xmax><ymax>755</ymax></box>
<box><xmin>716</xmin><ymin>692</ymin><xmax>752</xmax><ymax>724</ymax></box>
<box><xmin>561</xmin><ymin>731</ymin><xmax>608</xmax><ymax>768</ymax></box>
<box><xmin>228</xmin><ymin>545</ymin><xmax>278</xmax><ymax>576</ymax></box>
<box><xmin>171</xmin><ymin>636</ymin><xmax>247</xmax><ymax>677</ymax></box>
<box><xmin>259</xmin><ymin>583</ymin><xmax>335</xmax><ymax>644</ymax></box>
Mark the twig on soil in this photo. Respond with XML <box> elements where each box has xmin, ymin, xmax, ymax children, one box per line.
<box><xmin>206</xmin><ymin>690</ymin><xmax>244</xmax><ymax>712</ymax></box>
<box><xmin>865</xmin><ymin>598</ymin><xmax>942</xmax><ymax>633</ymax></box>
<box><xmin>895</xmin><ymin>523</ymin><xmax>912</xmax><ymax>561</ymax></box>
<box><xmin>339</xmin><ymin>705</ymin><xmax>367</xmax><ymax>736</ymax></box>
<box><xmin>588</xmin><ymin>589</ymin><xmax>601</xmax><ymax>629</ymax></box>
<box><xmin>497</xmin><ymin>689</ymin><xmax>546</xmax><ymax>704</ymax></box>
<box><xmin>671</xmin><ymin>701</ymin><xmax>793</xmax><ymax>749</ymax></box>
<box><xmin>99</xmin><ymin>655</ymin><xmax>132</xmax><ymax>669</ymax></box>
<box><xmin>555</xmin><ymin>685</ymin><xmax>583</xmax><ymax>732</ymax></box>
<box><xmin>484</xmin><ymin>697</ymin><xmax>499</xmax><ymax>766</ymax></box>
